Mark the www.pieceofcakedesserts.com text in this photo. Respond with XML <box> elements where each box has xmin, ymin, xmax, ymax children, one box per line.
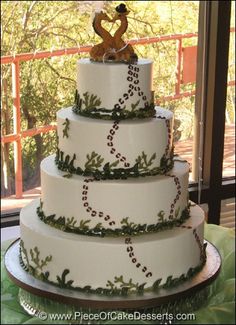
<box><xmin>36</xmin><ymin>311</ymin><xmax>196</xmax><ymax>322</ymax></box>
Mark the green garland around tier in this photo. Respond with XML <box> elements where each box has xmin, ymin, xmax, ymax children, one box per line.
<box><xmin>72</xmin><ymin>90</ymin><xmax>156</xmax><ymax>120</ymax></box>
<box><xmin>55</xmin><ymin>148</ymin><xmax>174</xmax><ymax>180</ymax></box>
<box><xmin>37</xmin><ymin>202</ymin><xmax>191</xmax><ymax>237</ymax></box>
<box><xmin>19</xmin><ymin>239</ymin><xmax>207</xmax><ymax>297</ymax></box>
<box><xmin>20</xmin><ymin>241</ymin><xmax>52</xmax><ymax>282</ymax></box>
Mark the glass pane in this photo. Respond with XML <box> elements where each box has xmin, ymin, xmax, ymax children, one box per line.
<box><xmin>220</xmin><ymin>198</ymin><xmax>235</xmax><ymax>228</ymax></box>
<box><xmin>223</xmin><ymin>1</ymin><xmax>235</xmax><ymax>178</ymax></box>
<box><xmin>1</xmin><ymin>1</ymin><xmax>200</xmax><ymax>215</ymax></box>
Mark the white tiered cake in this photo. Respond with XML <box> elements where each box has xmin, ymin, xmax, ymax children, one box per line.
<box><xmin>19</xmin><ymin>58</ymin><xmax>206</xmax><ymax>296</ymax></box>
<box><xmin>19</xmin><ymin>4</ymin><xmax>206</xmax><ymax>297</ymax></box>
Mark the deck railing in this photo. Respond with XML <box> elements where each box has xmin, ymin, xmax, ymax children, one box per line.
<box><xmin>1</xmin><ymin>29</ymin><xmax>235</xmax><ymax>198</ymax></box>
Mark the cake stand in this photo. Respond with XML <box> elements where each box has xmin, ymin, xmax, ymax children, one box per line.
<box><xmin>5</xmin><ymin>238</ymin><xmax>221</xmax><ymax>323</ymax></box>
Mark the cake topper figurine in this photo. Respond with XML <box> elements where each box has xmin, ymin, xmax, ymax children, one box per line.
<box><xmin>90</xmin><ymin>3</ymin><xmax>138</xmax><ymax>63</ymax></box>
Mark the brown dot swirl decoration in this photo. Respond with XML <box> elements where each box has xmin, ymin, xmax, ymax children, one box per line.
<box><xmin>125</xmin><ymin>237</ymin><xmax>153</xmax><ymax>278</ymax></box>
<box><xmin>82</xmin><ymin>178</ymin><xmax>116</xmax><ymax>226</ymax></box>
<box><xmin>114</xmin><ymin>64</ymin><xmax>149</xmax><ymax>111</ymax></box>
<box><xmin>107</xmin><ymin>63</ymin><xmax>150</xmax><ymax>169</ymax></box>
<box><xmin>156</xmin><ymin>115</ymin><xmax>172</xmax><ymax>158</ymax></box>
<box><xmin>107</xmin><ymin>121</ymin><xmax>130</xmax><ymax>168</ymax></box>
<box><xmin>165</xmin><ymin>119</ymin><xmax>172</xmax><ymax>156</ymax></box>
<box><xmin>193</xmin><ymin>229</ymin><xmax>206</xmax><ymax>263</ymax></box>
<box><xmin>165</xmin><ymin>174</ymin><xmax>182</xmax><ymax>219</ymax></box>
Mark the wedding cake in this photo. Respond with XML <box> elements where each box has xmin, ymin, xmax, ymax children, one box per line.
<box><xmin>19</xmin><ymin>4</ymin><xmax>206</xmax><ymax>297</ymax></box>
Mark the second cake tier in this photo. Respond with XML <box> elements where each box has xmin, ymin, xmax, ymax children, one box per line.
<box><xmin>56</xmin><ymin>107</ymin><xmax>174</xmax><ymax>178</ymax></box>
<box><xmin>40</xmin><ymin>155</ymin><xmax>189</xmax><ymax>236</ymax></box>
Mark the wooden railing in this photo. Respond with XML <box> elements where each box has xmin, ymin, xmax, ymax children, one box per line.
<box><xmin>1</xmin><ymin>29</ymin><xmax>235</xmax><ymax>198</ymax></box>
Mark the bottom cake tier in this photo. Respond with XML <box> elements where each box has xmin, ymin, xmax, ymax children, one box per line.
<box><xmin>20</xmin><ymin>199</ymin><xmax>206</xmax><ymax>296</ymax></box>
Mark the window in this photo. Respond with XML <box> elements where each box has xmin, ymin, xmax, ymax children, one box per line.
<box><xmin>190</xmin><ymin>1</ymin><xmax>235</xmax><ymax>225</ymax></box>
<box><xmin>1</xmin><ymin>1</ymin><xmax>235</xmax><ymax>226</ymax></box>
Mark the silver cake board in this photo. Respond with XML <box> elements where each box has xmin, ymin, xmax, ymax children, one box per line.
<box><xmin>5</xmin><ymin>238</ymin><xmax>221</xmax><ymax>311</ymax></box>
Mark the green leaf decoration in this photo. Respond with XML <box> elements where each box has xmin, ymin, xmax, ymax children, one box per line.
<box><xmin>56</xmin><ymin>269</ymin><xmax>74</xmax><ymax>288</ymax></box>
<box><xmin>106</xmin><ymin>276</ymin><xmax>147</xmax><ymax>295</ymax></box>
<box><xmin>76</xmin><ymin>90</ymin><xmax>82</xmax><ymax>109</ymax></box>
<box><xmin>174</xmin><ymin>206</ymin><xmax>181</xmax><ymax>218</ymax></box>
<box><xmin>131</xmin><ymin>100</ymin><xmax>140</xmax><ymax>112</ymax></box>
<box><xmin>38</xmin><ymin>271</ymin><xmax>50</xmax><ymax>282</ymax></box>
<box><xmin>20</xmin><ymin>241</ymin><xmax>53</xmax><ymax>283</ymax></box>
<box><xmin>20</xmin><ymin>256</ymin><xmax>206</xmax><ymax>297</ymax></box>
<box><xmin>72</xmin><ymin>89</ymin><xmax>101</xmax><ymax>114</ymax></box>
<box><xmin>137</xmin><ymin>282</ymin><xmax>147</xmax><ymax>294</ymax></box>
<box><xmin>157</xmin><ymin>210</ymin><xmax>165</xmax><ymax>222</ymax></box>
<box><xmin>187</xmin><ymin>268</ymin><xmax>194</xmax><ymax>277</ymax></box>
<box><xmin>72</xmin><ymin>94</ymin><xmax>156</xmax><ymax>120</ymax></box>
<box><xmin>135</xmin><ymin>151</ymin><xmax>157</xmax><ymax>171</ymax></box>
<box><xmin>60</xmin><ymin>150</ymin><xmax>64</xmax><ymax>162</ymax></box>
<box><xmin>63</xmin><ymin>173</ymin><xmax>73</xmax><ymax>178</ymax></box>
<box><xmin>84</xmin><ymin>151</ymin><xmax>104</xmax><ymax>171</ymax></box>
<box><xmin>94</xmin><ymin>222</ymin><xmax>103</xmax><ymax>229</ymax></box>
<box><xmin>64</xmin><ymin>155</ymin><xmax>70</xmax><ymax>166</ymax></box>
<box><xmin>83</xmin><ymin>285</ymin><xmax>92</xmax><ymax>292</ymax></box>
<box><xmin>82</xmin><ymin>91</ymin><xmax>102</xmax><ymax>110</ymax></box>
<box><xmin>163</xmin><ymin>275</ymin><xmax>173</xmax><ymax>288</ymax></box>
<box><xmin>55</xmin><ymin>148</ymin><xmax>173</xmax><ymax>179</ymax></box>
<box><xmin>103</xmin><ymin>162</ymin><xmax>110</xmax><ymax>171</ymax></box>
<box><xmin>109</xmin><ymin>160</ymin><xmax>120</xmax><ymax>168</ymax></box>
<box><xmin>120</xmin><ymin>217</ymin><xmax>129</xmax><ymax>226</ymax></box>
<box><xmin>114</xmin><ymin>275</ymin><xmax>123</xmax><ymax>283</ymax></box>
<box><xmin>29</xmin><ymin>247</ymin><xmax>52</xmax><ymax>272</ymax></box>
<box><xmin>121</xmin><ymin>287</ymin><xmax>129</xmax><ymax>295</ymax></box>
<box><xmin>79</xmin><ymin>219</ymin><xmax>91</xmax><ymax>230</ymax></box>
<box><xmin>65</xmin><ymin>217</ymin><xmax>77</xmax><ymax>228</ymax></box>
<box><xmin>37</xmin><ymin>204</ymin><xmax>191</xmax><ymax>237</ymax></box>
<box><xmin>19</xmin><ymin>240</ymin><xmax>30</xmax><ymax>271</ymax></box>
<box><xmin>62</xmin><ymin>118</ymin><xmax>70</xmax><ymax>138</ymax></box>
<box><xmin>106</xmin><ymin>280</ymin><xmax>115</xmax><ymax>289</ymax></box>
<box><xmin>152</xmin><ymin>278</ymin><xmax>162</xmax><ymax>291</ymax></box>
<box><xmin>30</xmin><ymin>247</ymin><xmax>40</xmax><ymax>266</ymax></box>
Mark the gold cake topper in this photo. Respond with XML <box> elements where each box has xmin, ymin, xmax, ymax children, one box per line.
<box><xmin>90</xmin><ymin>3</ymin><xmax>138</xmax><ymax>63</ymax></box>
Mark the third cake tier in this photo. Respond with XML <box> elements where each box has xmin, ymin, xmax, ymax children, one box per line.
<box><xmin>40</xmin><ymin>155</ymin><xmax>189</xmax><ymax>235</ymax></box>
<box><xmin>56</xmin><ymin>107</ymin><xmax>174</xmax><ymax>178</ymax></box>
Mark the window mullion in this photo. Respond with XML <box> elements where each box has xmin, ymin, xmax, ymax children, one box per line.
<box><xmin>201</xmin><ymin>1</ymin><xmax>231</xmax><ymax>224</ymax></box>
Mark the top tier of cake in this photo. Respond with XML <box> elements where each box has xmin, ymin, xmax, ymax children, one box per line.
<box><xmin>73</xmin><ymin>59</ymin><xmax>154</xmax><ymax>119</ymax></box>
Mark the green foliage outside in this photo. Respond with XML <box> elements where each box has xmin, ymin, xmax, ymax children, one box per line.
<box><xmin>1</xmin><ymin>1</ymin><xmax>235</xmax><ymax>196</ymax></box>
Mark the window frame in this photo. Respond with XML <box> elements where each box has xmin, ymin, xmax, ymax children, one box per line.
<box><xmin>189</xmin><ymin>0</ymin><xmax>235</xmax><ymax>224</ymax></box>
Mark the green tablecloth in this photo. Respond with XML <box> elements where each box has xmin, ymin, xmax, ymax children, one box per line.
<box><xmin>1</xmin><ymin>224</ymin><xmax>235</xmax><ymax>324</ymax></box>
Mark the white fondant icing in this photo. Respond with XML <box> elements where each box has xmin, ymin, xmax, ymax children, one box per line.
<box><xmin>57</xmin><ymin>107</ymin><xmax>174</xmax><ymax>172</ymax></box>
<box><xmin>77</xmin><ymin>59</ymin><xmax>153</xmax><ymax>112</ymax></box>
<box><xmin>18</xmin><ymin>56</ymin><xmax>207</xmax><ymax>295</ymax></box>
<box><xmin>20</xmin><ymin>199</ymin><xmax>205</xmax><ymax>290</ymax></box>
<box><xmin>41</xmin><ymin>155</ymin><xmax>189</xmax><ymax>229</ymax></box>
